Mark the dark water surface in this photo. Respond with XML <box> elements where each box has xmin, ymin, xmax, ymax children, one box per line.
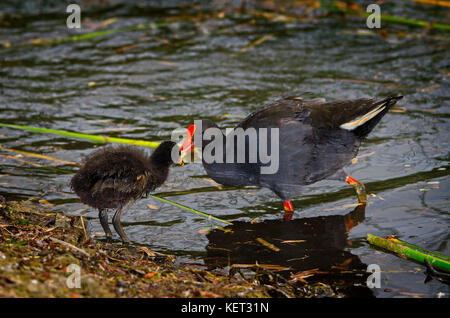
<box><xmin>0</xmin><ymin>1</ymin><xmax>449</xmax><ymax>297</ymax></box>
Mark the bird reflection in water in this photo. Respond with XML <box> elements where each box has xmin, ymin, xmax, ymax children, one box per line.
<box><xmin>204</xmin><ymin>203</ymin><xmax>374</xmax><ymax>297</ymax></box>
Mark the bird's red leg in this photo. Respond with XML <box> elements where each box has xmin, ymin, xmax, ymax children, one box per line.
<box><xmin>346</xmin><ymin>176</ymin><xmax>367</xmax><ymax>203</ymax></box>
<box><xmin>283</xmin><ymin>200</ymin><xmax>294</xmax><ymax>221</ymax></box>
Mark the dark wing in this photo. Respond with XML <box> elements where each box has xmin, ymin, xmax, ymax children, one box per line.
<box><xmin>238</xmin><ymin>95</ymin><xmax>402</xmax><ymax>134</ymax></box>
<box><xmin>236</xmin><ymin>95</ymin><xmax>378</xmax><ymax>130</ymax></box>
<box><xmin>305</xmin><ymin>98</ymin><xmax>377</xmax><ymax>128</ymax></box>
<box><xmin>237</xmin><ymin>96</ymin><xmax>302</xmax><ymax>130</ymax></box>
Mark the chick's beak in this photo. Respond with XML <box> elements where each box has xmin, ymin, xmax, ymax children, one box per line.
<box><xmin>178</xmin><ymin>124</ymin><xmax>195</xmax><ymax>165</ymax></box>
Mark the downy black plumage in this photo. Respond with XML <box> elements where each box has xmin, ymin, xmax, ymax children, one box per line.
<box><xmin>71</xmin><ymin>141</ymin><xmax>178</xmax><ymax>243</ymax></box>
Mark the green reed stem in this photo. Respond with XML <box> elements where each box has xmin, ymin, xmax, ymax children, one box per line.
<box><xmin>28</xmin><ymin>22</ymin><xmax>171</xmax><ymax>46</ymax></box>
<box><xmin>0</xmin><ymin>123</ymin><xmax>160</xmax><ymax>149</ymax></box>
<box><xmin>321</xmin><ymin>1</ymin><xmax>450</xmax><ymax>31</ymax></box>
<box><xmin>389</xmin><ymin>237</ymin><xmax>450</xmax><ymax>261</ymax></box>
<box><xmin>148</xmin><ymin>195</ymin><xmax>233</xmax><ymax>225</ymax></box>
<box><xmin>367</xmin><ymin>234</ymin><xmax>450</xmax><ymax>272</ymax></box>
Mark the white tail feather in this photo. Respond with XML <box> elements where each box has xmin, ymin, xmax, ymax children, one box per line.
<box><xmin>339</xmin><ymin>104</ymin><xmax>386</xmax><ymax>131</ymax></box>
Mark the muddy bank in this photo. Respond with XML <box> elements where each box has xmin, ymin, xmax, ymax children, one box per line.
<box><xmin>0</xmin><ymin>196</ymin><xmax>339</xmax><ymax>298</ymax></box>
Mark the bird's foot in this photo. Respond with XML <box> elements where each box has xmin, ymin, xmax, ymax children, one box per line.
<box><xmin>283</xmin><ymin>200</ymin><xmax>294</xmax><ymax>221</ymax></box>
<box><xmin>121</xmin><ymin>237</ymin><xmax>131</xmax><ymax>245</ymax></box>
<box><xmin>98</xmin><ymin>209</ymin><xmax>114</xmax><ymax>243</ymax></box>
<box><xmin>346</xmin><ymin>176</ymin><xmax>367</xmax><ymax>203</ymax></box>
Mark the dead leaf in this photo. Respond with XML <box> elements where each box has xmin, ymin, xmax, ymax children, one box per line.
<box><xmin>352</xmin><ymin>151</ymin><xmax>375</xmax><ymax>164</ymax></box>
<box><xmin>258</xmin><ymin>264</ymin><xmax>291</xmax><ymax>271</ymax></box>
<box><xmin>379</xmin><ymin>29</ymin><xmax>388</xmax><ymax>40</ymax></box>
<box><xmin>390</xmin><ymin>106</ymin><xmax>407</xmax><ymax>113</ymax></box>
<box><xmin>321</xmin><ymin>203</ymin><xmax>362</xmax><ymax>212</ymax></box>
<box><xmin>144</xmin><ymin>272</ymin><xmax>157</xmax><ymax>279</ymax></box>
<box><xmin>101</xmin><ymin>17</ymin><xmax>118</xmax><ymax>27</ymax></box>
<box><xmin>410</xmin><ymin>0</ymin><xmax>450</xmax><ymax>7</ymax></box>
<box><xmin>156</xmin><ymin>60</ymin><xmax>180</xmax><ymax>67</ymax></box>
<box><xmin>136</xmin><ymin>246</ymin><xmax>156</xmax><ymax>257</ymax></box>
<box><xmin>198</xmin><ymin>227</ymin><xmax>211</xmax><ymax>234</ymax></box>
<box><xmin>280</xmin><ymin>240</ymin><xmax>306</xmax><ymax>244</ymax></box>
<box><xmin>256</xmin><ymin>237</ymin><xmax>280</xmax><ymax>252</ymax></box>
<box><xmin>290</xmin><ymin>268</ymin><xmax>328</xmax><ymax>283</ymax></box>
<box><xmin>38</xmin><ymin>199</ymin><xmax>54</xmax><ymax>208</ymax></box>
<box><xmin>250</xmin><ymin>217</ymin><xmax>259</xmax><ymax>224</ymax></box>
<box><xmin>200</xmin><ymin>291</ymin><xmax>220</xmax><ymax>298</ymax></box>
<box><xmin>232</xmin><ymin>34</ymin><xmax>274</xmax><ymax>56</ymax></box>
<box><xmin>418</xmin><ymin>84</ymin><xmax>439</xmax><ymax>92</ymax></box>
<box><xmin>203</xmin><ymin>178</ymin><xmax>223</xmax><ymax>189</ymax></box>
<box><xmin>115</xmin><ymin>44</ymin><xmax>137</xmax><ymax>53</ymax></box>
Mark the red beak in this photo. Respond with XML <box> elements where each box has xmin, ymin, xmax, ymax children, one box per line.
<box><xmin>178</xmin><ymin>124</ymin><xmax>195</xmax><ymax>165</ymax></box>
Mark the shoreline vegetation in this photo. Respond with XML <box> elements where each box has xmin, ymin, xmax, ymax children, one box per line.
<box><xmin>0</xmin><ymin>196</ymin><xmax>339</xmax><ymax>298</ymax></box>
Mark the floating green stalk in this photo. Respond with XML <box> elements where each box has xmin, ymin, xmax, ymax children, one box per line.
<box><xmin>367</xmin><ymin>234</ymin><xmax>450</xmax><ymax>273</ymax></box>
<box><xmin>357</xmin><ymin>11</ymin><xmax>450</xmax><ymax>31</ymax></box>
<box><xmin>29</xmin><ymin>22</ymin><xmax>171</xmax><ymax>46</ymax></box>
<box><xmin>321</xmin><ymin>1</ymin><xmax>450</xmax><ymax>31</ymax></box>
<box><xmin>389</xmin><ymin>237</ymin><xmax>450</xmax><ymax>261</ymax></box>
<box><xmin>147</xmin><ymin>194</ymin><xmax>233</xmax><ymax>226</ymax></box>
<box><xmin>0</xmin><ymin>123</ymin><xmax>160</xmax><ymax>149</ymax></box>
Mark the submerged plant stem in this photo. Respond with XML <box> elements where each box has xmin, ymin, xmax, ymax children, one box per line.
<box><xmin>367</xmin><ymin>234</ymin><xmax>450</xmax><ymax>272</ymax></box>
<box><xmin>321</xmin><ymin>1</ymin><xmax>450</xmax><ymax>31</ymax></box>
<box><xmin>29</xmin><ymin>22</ymin><xmax>171</xmax><ymax>46</ymax></box>
<box><xmin>147</xmin><ymin>194</ymin><xmax>233</xmax><ymax>225</ymax></box>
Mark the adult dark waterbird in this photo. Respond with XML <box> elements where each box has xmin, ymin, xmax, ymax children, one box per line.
<box><xmin>71</xmin><ymin>129</ymin><xmax>194</xmax><ymax>243</ymax></box>
<box><xmin>191</xmin><ymin>94</ymin><xmax>403</xmax><ymax>220</ymax></box>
